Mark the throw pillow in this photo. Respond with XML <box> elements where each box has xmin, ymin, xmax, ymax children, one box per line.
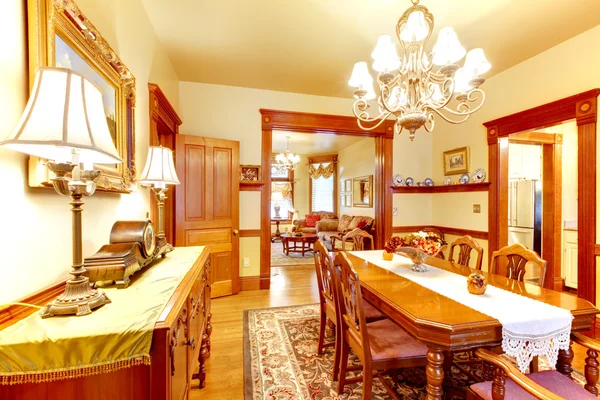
<box><xmin>356</xmin><ymin>219</ymin><xmax>367</xmax><ymax>229</ymax></box>
<box><xmin>305</xmin><ymin>214</ymin><xmax>321</xmax><ymax>228</ymax></box>
<box><xmin>338</xmin><ymin>215</ymin><xmax>353</xmax><ymax>232</ymax></box>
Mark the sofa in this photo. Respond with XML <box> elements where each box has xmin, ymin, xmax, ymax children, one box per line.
<box><xmin>292</xmin><ymin>211</ymin><xmax>338</xmax><ymax>234</ymax></box>
<box><xmin>316</xmin><ymin>214</ymin><xmax>374</xmax><ymax>250</ymax></box>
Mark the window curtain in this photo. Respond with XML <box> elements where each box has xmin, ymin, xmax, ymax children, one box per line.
<box><xmin>271</xmin><ymin>182</ymin><xmax>293</xmax><ymax>219</ymax></box>
<box><xmin>309</xmin><ymin>162</ymin><xmax>334</xmax><ymax>179</ymax></box>
<box><xmin>310</xmin><ymin>163</ymin><xmax>334</xmax><ymax>212</ymax></box>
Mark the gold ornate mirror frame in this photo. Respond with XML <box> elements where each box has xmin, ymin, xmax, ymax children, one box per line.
<box><xmin>352</xmin><ymin>175</ymin><xmax>373</xmax><ymax>208</ymax></box>
<box><xmin>27</xmin><ymin>0</ymin><xmax>136</xmax><ymax>193</ymax></box>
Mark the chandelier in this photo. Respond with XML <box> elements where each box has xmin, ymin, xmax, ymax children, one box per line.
<box><xmin>349</xmin><ymin>0</ymin><xmax>490</xmax><ymax>141</ymax></box>
<box><xmin>275</xmin><ymin>136</ymin><xmax>300</xmax><ymax>171</ymax></box>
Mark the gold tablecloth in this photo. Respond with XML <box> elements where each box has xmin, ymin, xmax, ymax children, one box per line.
<box><xmin>0</xmin><ymin>246</ymin><xmax>205</xmax><ymax>385</ymax></box>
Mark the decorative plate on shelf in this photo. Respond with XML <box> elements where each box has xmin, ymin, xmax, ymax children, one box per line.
<box><xmin>443</xmin><ymin>177</ymin><xmax>453</xmax><ymax>185</ymax></box>
<box><xmin>393</xmin><ymin>174</ymin><xmax>404</xmax><ymax>186</ymax></box>
<box><xmin>405</xmin><ymin>177</ymin><xmax>414</xmax><ymax>186</ymax></box>
<box><xmin>459</xmin><ymin>173</ymin><xmax>470</xmax><ymax>184</ymax></box>
<box><xmin>424</xmin><ymin>178</ymin><xmax>434</xmax><ymax>187</ymax></box>
<box><xmin>471</xmin><ymin>168</ymin><xmax>486</xmax><ymax>183</ymax></box>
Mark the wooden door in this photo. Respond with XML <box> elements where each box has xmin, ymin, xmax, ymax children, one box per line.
<box><xmin>175</xmin><ymin>135</ymin><xmax>240</xmax><ymax>297</ymax></box>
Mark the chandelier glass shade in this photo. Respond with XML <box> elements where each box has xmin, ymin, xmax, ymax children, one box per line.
<box><xmin>275</xmin><ymin>136</ymin><xmax>300</xmax><ymax>171</ymax></box>
<box><xmin>349</xmin><ymin>0</ymin><xmax>491</xmax><ymax>141</ymax></box>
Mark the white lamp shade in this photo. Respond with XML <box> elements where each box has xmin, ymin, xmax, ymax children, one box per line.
<box><xmin>348</xmin><ymin>61</ymin><xmax>373</xmax><ymax>88</ymax></box>
<box><xmin>371</xmin><ymin>35</ymin><xmax>400</xmax><ymax>72</ymax></box>
<box><xmin>0</xmin><ymin>67</ymin><xmax>122</xmax><ymax>164</ymax></box>
<box><xmin>139</xmin><ymin>146</ymin><xmax>180</xmax><ymax>185</ymax></box>
<box><xmin>464</xmin><ymin>48</ymin><xmax>491</xmax><ymax>76</ymax></box>
<box><xmin>271</xmin><ymin>192</ymin><xmax>284</xmax><ymax>202</ymax></box>
<box><xmin>453</xmin><ymin>68</ymin><xmax>473</xmax><ymax>93</ymax></box>
<box><xmin>399</xmin><ymin>10</ymin><xmax>429</xmax><ymax>43</ymax></box>
<box><xmin>432</xmin><ymin>27</ymin><xmax>466</xmax><ymax>65</ymax></box>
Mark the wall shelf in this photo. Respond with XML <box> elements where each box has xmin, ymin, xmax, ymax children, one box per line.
<box><xmin>391</xmin><ymin>182</ymin><xmax>491</xmax><ymax>194</ymax></box>
<box><xmin>240</xmin><ymin>182</ymin><xmax>264</xmax><ymax>191</ymax></box>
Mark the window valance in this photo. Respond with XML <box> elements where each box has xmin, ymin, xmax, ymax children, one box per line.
<box><xmin>309</xmin><ymin>163</ymin><xmax>334</xmax><ymax>179</ymax></box>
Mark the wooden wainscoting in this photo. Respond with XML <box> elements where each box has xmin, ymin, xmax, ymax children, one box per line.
<box><xmin>392</xmin><ymin>225</ymin><xmax>489</xmax><ymax>240</ymax></box>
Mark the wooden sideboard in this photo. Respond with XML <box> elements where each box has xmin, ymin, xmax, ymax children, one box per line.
<box><xmin>0</xmin><ymin>246</ymin><xmax>211</xmax><ymax>400</ymax></box>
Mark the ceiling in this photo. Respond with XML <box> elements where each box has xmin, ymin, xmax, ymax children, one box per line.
<box><xmin>141</xmin><ymin>0</ymin><xmax>600</xmax><ymax>98</ymax></box>
<box><xmin>272</xmin><ymin>130</ymin><xmax>367</xmax><ymax>155</ymax></box>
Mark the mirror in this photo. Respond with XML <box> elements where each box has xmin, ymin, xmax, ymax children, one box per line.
<box><xmin>352</xmin><ymin>175</ymin><xmax>373</xmax><ymax>208</ymax></box>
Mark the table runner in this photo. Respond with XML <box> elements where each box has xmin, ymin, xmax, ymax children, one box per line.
<box><xmin>0</xmin><ymin>246</ymin><xmax>204</xmax><ymax>385</ymax></box>
<box><xmin>350</xmin><ymin>251</ymin><xmax>572</xmax><ymax>372</ymax></box>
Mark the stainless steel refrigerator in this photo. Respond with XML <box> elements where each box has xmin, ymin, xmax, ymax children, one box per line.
<box><xmin>508</xmin><ymin>179</ymin><xmax>542</xmax><ymax>255</ymax></box>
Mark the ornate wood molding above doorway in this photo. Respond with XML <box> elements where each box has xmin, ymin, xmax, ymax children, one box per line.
<box><xmin>484</xmin><ymin>89</ymin><xmax>599</xmax><ymax>304</ymax></box>
<box><xmin>259</xmin><ymin>109</ymin><xmax>395</xmax><ymax>290</ymax></box>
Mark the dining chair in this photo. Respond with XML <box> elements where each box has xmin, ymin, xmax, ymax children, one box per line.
<box><xmin>332</xmin><ymin>251</ymin><xmax>428</xmax><ymax>399</ymax></box>
<box><xmin>466</xmin><ymin>332</ymin><xmax>600</xmax><ymax>399</ymax></box>
<box><xmin>449</xmin><ymin>235</ymin><xmax>484</xmax><ymax>270</ymax></box>
<box><xmin>422</xmin><ymin>226</ymin><xmax>445</xmax><ymax>240</ymax></box>
<box><xmin>490</xmin><ymin>243</ymin><xmax>547</xmax><ymax>287</ymax></box>
<box><xmin>313</xmin><ymin>240</ymin><xmax>385</xmax><ymax>381</ymax></box>
<box><xmin>334</xmin><ymin>228</ymin><xmax>374</xmax><ymax>251</ymax></box>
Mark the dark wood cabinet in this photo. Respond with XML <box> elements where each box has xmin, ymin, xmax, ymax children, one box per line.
<box><xmin>0</xmin><ymin>247</ymin><xmax>212</xmax><ymax>400</ymax></box>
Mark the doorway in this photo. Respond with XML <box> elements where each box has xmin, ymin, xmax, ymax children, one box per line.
<box><xmin>485</xmin><ymin>89</ymin><xmax>598</xmax><ymax>304</ymax></box>
<box><xmin>259</xmin><ymin>109</ymin><xmax>395</xmax><ymax>289</ymax></box>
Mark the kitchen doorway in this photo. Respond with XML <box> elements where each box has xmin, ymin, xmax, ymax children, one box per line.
<box><xmin>506</xmin><ymin>131</ymin><xmax>564</xmax><ymax>288</ymax></box>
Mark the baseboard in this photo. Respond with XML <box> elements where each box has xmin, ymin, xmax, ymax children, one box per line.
<box><xmin>240</xmin><ymin>275</ymin><xmax>260</xmax><ymax>291</ymax></box>
<box><xmin>259</xmin><ymin>273</ymin><xmax>270</xmax><ymax>290</ymax></box>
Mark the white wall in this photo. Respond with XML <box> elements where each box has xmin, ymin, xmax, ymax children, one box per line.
<box><xmin>0</xmin><ymin>0</ymin><xmax>179</xmax><ymax>303</ymax></box>
<box><xmin>338</xmin><ymin>138</ymin><xmax>375</xmax><ymax>218</ymax></box>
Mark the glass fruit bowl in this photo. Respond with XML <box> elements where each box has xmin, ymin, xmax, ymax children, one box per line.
<box><xmin>395</xmin><ymin>246</ymin><xmax>431</xmax><ymax>272</ymax></box>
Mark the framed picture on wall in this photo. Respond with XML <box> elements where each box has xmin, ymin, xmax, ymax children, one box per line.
<box><xmin>344</xmin><ymin>179</ymin><xmax>351</xmax><ymax>192</ymax></box>
<box><xmin>340</xmin><ymin>180</ymin><xmax>345</xmax><ymax>193</ymax></box>
<box><xmin>345</xmin><ymin>194</ymin><xmax>352</xmax><ymax>207</ymax></box>
<box><xmin>240</xmin><ymin>165</ymin><xmax>261</xmax><ymax>182</ymax></box>
<box><xmin>443</xmin><ymin>146</ymin><xmax>469</xmax><ymax>175</ymax></box>
<box><xmin>340</xmin><ymin>194</ymin><xmax>345</xmax><ymax>207</ymax></box>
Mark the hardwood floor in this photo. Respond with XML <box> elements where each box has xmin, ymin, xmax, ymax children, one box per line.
<box><xmin>190</xmin><ymin>265</ymin><xmax>319</xmax><ymax>399</ymax></box>
<box><xmin>190</xmin><ymin>264</ymin><xmax>590</xmax><ymax>399</ymax></box>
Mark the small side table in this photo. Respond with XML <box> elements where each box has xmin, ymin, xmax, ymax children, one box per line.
<box><xmin>271</xmin><ymin>218</ymin><xmax>284</xmax><ymax>243</ymax></box>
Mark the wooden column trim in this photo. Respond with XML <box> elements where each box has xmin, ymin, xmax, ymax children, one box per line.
<box><xmin>542</xmin><ymin>142</ymin><xmax>562</xmax><ymax>290</ymax></box>
<box><xmin>148</xmin><ymin>83</ymin><xmax>182</xmax><ymax>146</ymax></box>
<box><xmin>260</xmin><ymin>116</ymin><xmax>273</xmax><ymax>290</ymax></box>
<box><xmin>577</xmin><ymin>96</ymin><xmax>597</xmax><ymax>304</ymax></box>
<box><xmin>484</xmin><ymin>89</ymin><xmax>599</xmax><ymax>305</ymax></box>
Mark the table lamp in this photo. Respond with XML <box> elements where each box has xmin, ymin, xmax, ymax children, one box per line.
<box><xmin>138</xmin><ymin>146</ymin><xmax>180</xmax><ymax>254</ymax></box>
<box><xmin>0</xmin><ymin>67</ymin><xmax>122</xmax><ymax>318</ymax></box>
<box><xmin>271</xmin><ymin>191</ymin><xmax>284</xmax><ymax>218</ymax></box>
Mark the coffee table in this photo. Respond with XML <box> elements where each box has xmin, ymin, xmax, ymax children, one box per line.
<box><xmin>281</xmin><ymin>233</ymin><xmax>318</xmax><ymax>256</ymax></box>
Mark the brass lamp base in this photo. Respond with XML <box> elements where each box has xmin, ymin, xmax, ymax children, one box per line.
<box><xmin>40</xmin><ymin>276</ymin><xmax>111</xmax><ymax>318</ymax></box>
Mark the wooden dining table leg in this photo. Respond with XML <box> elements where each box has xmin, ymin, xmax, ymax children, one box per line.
<box><xmin>557</xmin><ymin>341</ymin><xmax>574</xmax><ymax>378</ymax></box>
<box><xmin>426</xmin><ymin>346</ymin><xmax>445</xmax><ymax>400</ymax></box>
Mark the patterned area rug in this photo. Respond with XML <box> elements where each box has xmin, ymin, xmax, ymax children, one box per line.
<box><xmin>244</xmin><ymin>304</ymin><xmax>593</xmax><ymax>400</ymax></box>
<box><xmin>271</xmin><ymin>242</ymin><xmax>314</xmax><ymax>266</ymax></box>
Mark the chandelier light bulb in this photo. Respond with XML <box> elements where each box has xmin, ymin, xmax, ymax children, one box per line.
<box><xmin>399</xmin><ymin>10</ymin><xmax>429</xmax><ymax>43</ymax></box>
<box><xmin>432</xmin><ymin>27</ymin><xmax>466</xmax><ymax>65</ymax></box>
<box><xmin>464</xmin><ymin>48</ymin><xmax>491</xmax><ymax>76</ymax></box>
<box><xmin>453</xmin><ymin>68</ymin><xmax>473</xmax><ymax>93</ymax></box>
<box><xmin>371</xmin><ymin>35</ymin><xmax>401</xmax><ymax>72</ymax></box>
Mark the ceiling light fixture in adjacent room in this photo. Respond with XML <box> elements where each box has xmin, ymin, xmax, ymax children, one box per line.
<box><xmin>349</xmin><ymin>0</ymin><xmax>491</xmax><ymax>141</ymax></box>
<box><xmin>275</xmin><ymin>136</ymin><xmax>300</xmax><ymax>171</ymax></box>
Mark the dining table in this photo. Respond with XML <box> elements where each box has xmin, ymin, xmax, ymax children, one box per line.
<box><xmin>347</xmin><ymin>251</ymin><xmax>599</xmax><ymax>400</ymax></box>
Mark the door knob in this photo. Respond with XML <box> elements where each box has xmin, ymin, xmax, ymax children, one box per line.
<box><xmin>233</xmin><ymin>229</ymin><xmax>239</xmax><ymax>237</ymax></box>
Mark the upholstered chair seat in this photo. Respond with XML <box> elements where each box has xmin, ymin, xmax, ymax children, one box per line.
<box><xmin>366</xmin><ymin>319</ymin><xmax>428</xmax><ymax>361</ymax></box>
<box><xmin>470</xmin><ymin>370</ymin><xmax>596</xmax><ymax>400</ymax></box>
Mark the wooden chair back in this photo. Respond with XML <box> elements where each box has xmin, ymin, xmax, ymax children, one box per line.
<box><xmin>449</xmin><ymin>235</ymin><xmax>484</xmax><ymax>270</ymax></box>
<box><xmin>490</xmin><ymin>243</ymin><xmax>547</xmax><ymax>287</ymax></box>
<box><xmin>422</xmin><ymin>226</ymin><xmax>444</xmax><ymax>240</ymax></box>
<box><xmin>333</xmin><ymin>251</ymin><xmax>371</xmax><ymax>363</ymax></box>
<box><xmin>314</xmin><ymin>240</ymin><xmax>335</xmax><ymax>307</ymax></box>
<box><xmin>341</xmin><ymin>228</ymin><xmax>374</xmax><ymax>251</ymax></box>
